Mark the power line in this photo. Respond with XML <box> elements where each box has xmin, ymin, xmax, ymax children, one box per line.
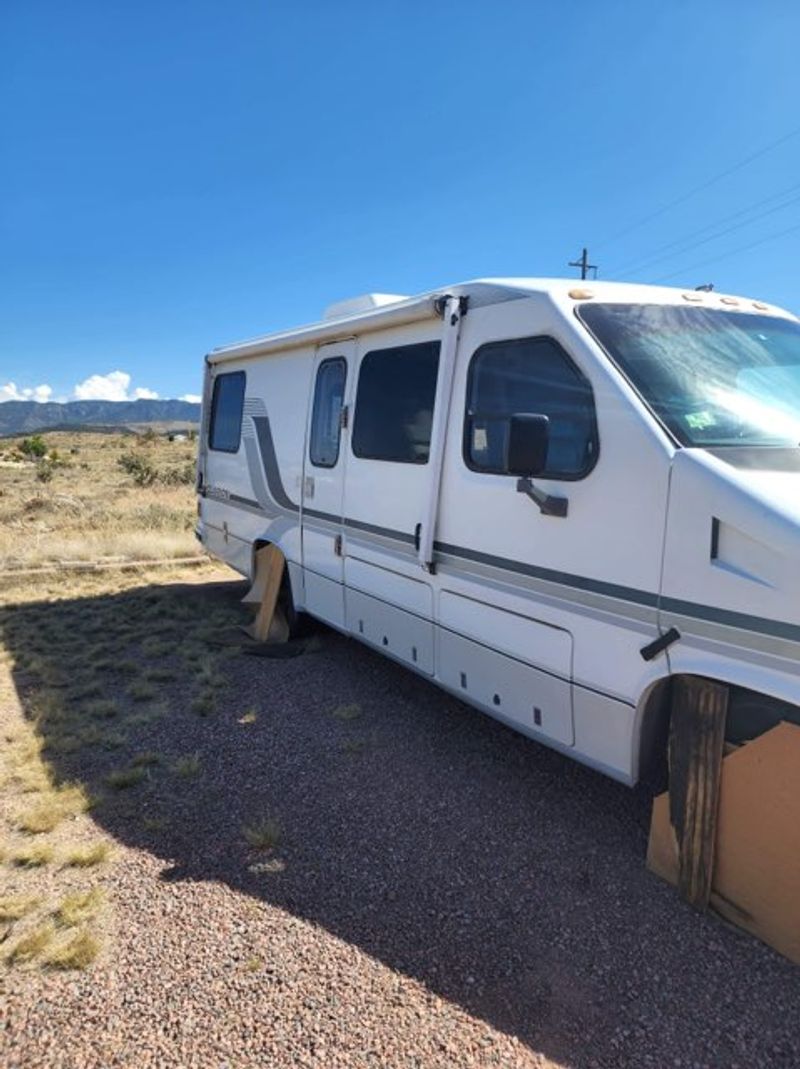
<box><xmin>610</xmin><ymin>184</ymin><xmax>800</xmax><ymax>279</ymax></box>
<box><xmin>595</xmin><ymin>124</ymin><xmax>800</xmax><ymax>252</ymax></box>
<box><xmin>652</xmin><ymin>218</ymin><xmax>800</xmax><ymax>283</ymax></box>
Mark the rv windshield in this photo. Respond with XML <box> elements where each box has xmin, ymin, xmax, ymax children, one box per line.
<box><xmin>578</xmin><ymin>303</ymin><xmax>800</xmax><ymax>448</ymax></box>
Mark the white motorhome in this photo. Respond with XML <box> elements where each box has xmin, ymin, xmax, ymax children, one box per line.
<box><xmin>197</xmin><ymin>278</ymin><xmax>800</xmax><ymax>785</ymax></box>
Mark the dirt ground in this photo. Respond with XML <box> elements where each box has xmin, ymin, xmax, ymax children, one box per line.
<box><xmin>1</xmin><ymin>561</ymin><xmax>799</xmax><ymax>1069</ymax></box>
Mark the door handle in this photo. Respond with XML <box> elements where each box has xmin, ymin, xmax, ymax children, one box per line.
<box><xmin>413</xmin><ymin>523</ymin><xmax>421</xmax><ymax>551</ymax></box>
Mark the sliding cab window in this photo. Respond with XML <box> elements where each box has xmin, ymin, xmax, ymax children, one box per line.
<box><xmin>208</xmin><ymin>371</ymin><xmax>246</xmax><ymax>452</ymax></box>
<box><xmin>310</xmin><ymin>358</ymin><xmax>346</xmax><ymax>467</ymax></box>
<box><xmin>352</xmin><ymin>341</ymin><xmax>440</xmax><ymax>463</ymax></box>
<box><xmin>465</xmin><ymin>336</ymin><xmax>598</xmax><ymax>478</ymax></box>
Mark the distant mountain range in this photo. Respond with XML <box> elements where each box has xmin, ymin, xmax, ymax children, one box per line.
<box><xmin>0</xmin><ymin>399</ymin><xmax>202</xmax><ymax>436</ymax></box>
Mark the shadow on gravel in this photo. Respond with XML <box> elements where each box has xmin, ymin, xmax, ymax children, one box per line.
<box><xmin>3</xmin><ymin>578</ymin><xmax>800</xmax><ymax>1068</ymax></box>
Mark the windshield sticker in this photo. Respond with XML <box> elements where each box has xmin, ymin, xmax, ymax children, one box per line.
<box><xmin>685</xmin><ymin>410</ymin><xmax>716</xmax><ymax>430</ymax></box>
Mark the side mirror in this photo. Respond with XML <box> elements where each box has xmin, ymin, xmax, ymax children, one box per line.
<box><xmin>505</xmin><ymin>414</ymin><xmax>550</xmax><ymax>477</ymax></box>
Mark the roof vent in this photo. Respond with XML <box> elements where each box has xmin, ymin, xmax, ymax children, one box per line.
<box><xmin>322</xmin><ymin>293</ymin><xmax>409</xmax><ymax>321</ymax></box>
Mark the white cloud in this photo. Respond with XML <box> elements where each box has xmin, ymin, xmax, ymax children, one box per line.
<box><xmin>0</xmin><ymin>381</ymin><xmax>54</xmax><ymax>403</ymax></box>
<box><xmin>73</xmin><ymin>370</ymin><xmax>132</xmax><ymax>401</ymax></box>
<box><xmin>1</xmin><ymin>369</ymin><xmax>185</xmax><ymax>405</ymax></box>
<box><xmin>180</xmin><ymin>393</ymin><xmax>202</xmax><ymax>404</ymax></box>
<box><xmin>72</xmin><ymin>370</ymin><xmax>158</xmax><ymax>402</ymax></box>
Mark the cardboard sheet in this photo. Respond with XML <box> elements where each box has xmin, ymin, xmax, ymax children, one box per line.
<box><xmin>647</xmin><ymin>721</ymin><xmax>800</xmax><ymax>964</ymax></box>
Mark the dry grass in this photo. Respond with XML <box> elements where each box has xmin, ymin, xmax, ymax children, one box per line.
<box><xmin>0</xmin><ymin>430</ymin><xmax>200</xmax><ymax>571</ymax></box>
<box><xmin>63</xmin><ymin>841</ymin><xmax>112</xmax><ymax>867</ymax></box>
<box><xmin>0</xmin><ymin>894</ymin><xmax>42</xmax><ymax>921</ymax></box>
<box><xmin>0</xmin><ymin>444</ymin><xmax>240</xmax><ymax>976</ymax></box>
<box><xmin>12</xmin><ymin>842</ymin><xmax>55</xmax><ymax>867</ymax></box>
<box><xmin>6</xmin><ymin>921</ymin><xmax>56</xmax><ymax>964</ymax></box>
<box><xmin>17</xmin><ymin>783</ymin><xmax>89</xmax><ymax>833</ymax></box>
<box><xmin>45</xmin><ymin>928</ymin><xmax>101</xmax><ymax>970</ymax></box>
<box><xmin>56</xmin><ymin>887</ymin><xmax>105</xmax><ymax>927</ymax></box>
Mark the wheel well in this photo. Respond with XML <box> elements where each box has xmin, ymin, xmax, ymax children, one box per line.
<box><xmin>636</xmin><ymin>675</ymin><xmax>800</xmax><ymax>782</ymax></box>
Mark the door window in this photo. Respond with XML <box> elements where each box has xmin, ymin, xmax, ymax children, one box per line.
<box><xmin>465</xmin><ymin>336</ymin><xmax>598</xmax><ymax>479</ymax></box>
<box><xmin>310</xmin><ymin>358</ymin><xmax>347</xmax><ymax>468</ymax></box>
<box><xmin>208</xmin><ymin>371</ymin><xmax>246</xmax><ymax>453</ymax></box>
<box><xmin>352</xmin><ymin>341</ymin><xmax>440</xmax><ymax>463</ymax></box>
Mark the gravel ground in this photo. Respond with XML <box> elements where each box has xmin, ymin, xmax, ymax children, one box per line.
<box><xmin>2</xmin><ymin>574</ymin><xmax>799</xmax><ymax>1069</ymax></box>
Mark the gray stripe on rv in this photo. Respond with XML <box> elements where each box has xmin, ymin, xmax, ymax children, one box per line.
<box><xmin>220</xmin><ymin>403</ymin><xmax>800</xmax><ymax>652</ymax></box>
<box><xmin>214</xmin><ymin>487</ymin><xmax>800</xmax><ymax>652</ymax></box>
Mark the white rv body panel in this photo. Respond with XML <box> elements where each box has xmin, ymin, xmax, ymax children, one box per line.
<box><xmin>198</xmin><ymin>278</ymin><xmax>800</xmax><ymax>785</ymax></box>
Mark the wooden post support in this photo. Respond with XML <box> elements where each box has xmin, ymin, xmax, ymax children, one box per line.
<box><xmin>668</xmin><ymin>675</ymin><xmax>729</xmax><ymax>911</ymax></box>
<box><xmin>244</xmin><ymin>544</ymin><xmax>288</xmax><ymax>643</ymax></box>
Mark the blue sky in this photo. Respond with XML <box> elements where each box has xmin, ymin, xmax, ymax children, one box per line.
<box><xmin>2</xmin><ymin>1</ymin><xmax>800</xmax><ymax>403</ymax></box>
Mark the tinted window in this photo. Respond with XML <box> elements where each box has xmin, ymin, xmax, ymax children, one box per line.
<box><xmin>352</xmin><ymin>342</ymin><xmax>440</xmax><ymax>463</ymax></box>
<box><xmin>209</xmin><ymin>371</ymin><xmax>245</xmax><ymax>452</ymax></box>
<box><xmin>310</xmin><ymin>358</ymin><xmax>346</xmax><ymax>467</ymax></box>
<box><xmin>465</xmin><ymin>337</ymin><xmax>597</xmax><ymax>478</ymax></box>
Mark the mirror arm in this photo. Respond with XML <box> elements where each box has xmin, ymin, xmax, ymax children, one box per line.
<box><xmin>516</xmin><ymin>477</ymin><xmax>569</xmax><ymax>518</ymax></box>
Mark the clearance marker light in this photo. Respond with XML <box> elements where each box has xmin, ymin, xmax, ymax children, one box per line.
<box><xmin>720</xmin><ymin>296</ymin><xmax>740</xmax><ymax>306</ymax></box>
<box><xmin>568</xmin><ymin>288</ymin><xmax>595</xmax><ymax>300</ymax></box>
<box><xmin>682</xmin><ymin>292</ymin><xmax>704</xmax><ymax>302</ymax></box>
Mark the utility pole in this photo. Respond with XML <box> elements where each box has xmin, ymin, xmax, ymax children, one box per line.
<box><xmin>568</xmin><ymin>247</ymin><xmax>597</xmax><ymax>280</ymax></box>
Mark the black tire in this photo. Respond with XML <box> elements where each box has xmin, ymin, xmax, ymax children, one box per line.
<box><xmin>278</xmin><ymin>570</ymin><xmax>314</xmax><ymax>640</ymax></box>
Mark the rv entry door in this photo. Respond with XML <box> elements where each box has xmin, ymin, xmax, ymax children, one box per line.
<box><xmin>301</xmin><ymin>340</ymin><xmax>354</xmax><ymax>629</ymax></box>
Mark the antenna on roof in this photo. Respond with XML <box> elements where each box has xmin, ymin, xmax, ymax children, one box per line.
<box><xmin>568</xmin><ymin>247</ymin><xmax>598</xmax><ymax>281</ymax></box>
<box><xmin>694</xmin><ymin>283</ymin><xmax>714</xmax><ymax>292</ymax></box>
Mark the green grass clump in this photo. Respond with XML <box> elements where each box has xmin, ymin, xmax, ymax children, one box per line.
<box><xmin>331</xmin><ymin>703</ymin><xmax>362</xmax><ymax>721</ymax></box>
<box><xmin>144</xmin><ymin>666</ymin><xmax>178</xmax><ymax>683</ymax></box>
<box><xmin>127</xmin><ymin>680</ymin><xmax>156</xmax><ymax>702</ymax></box>
<box><xmin>131</xmin><ymin>751</ymin><xmax>161</xmax><ymax>767</ymax></box>
<box><xmin>141</xmin><ymin>637</ymin><xmax>171</xmax><ymax>656</ymax></box>
<box><xmin>340</xmin><ymin>738</ymin><xmax>366</xmax><ymax>755</ymax></box>
<box><xmin>142</xmin><ymin>815</ymin><xmax>169</xmax><ymax>832</ymax></box>
<box><xmin>191</xmin><ymin>693</ymin><xmax>215</xmax><ymax>717</ymax></box>
<box><xmin>242</xmin><ymin>817</ymin><xmax>281</xmax><ymax>851</ymax></box>
<box><xmin>104</xmin><ymin>766</ymin><xmax>146</xmax><ymax>790</ymax></box>
<box><xmin>86</xmin><ymin>698</ymin><xmax>120</xmax><ymax>720</ymax></box>
<box><xmin>173</xmin><ymin>752</ymin><xmax>201</xmax><ymax>779</ymax></box>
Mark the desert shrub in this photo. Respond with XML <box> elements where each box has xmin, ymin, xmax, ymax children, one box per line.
<box><xmin>35</xmin><ymin>460</ymin><xmax>54</xmax><ymax>483</ymax></box>
<box><xmin>118</xmin><ymin>452</ymin><xmax>157</xmax><ymax>487</ymax></box>
<box><xmin>160</xmin><ymin>463</ymin><xmax>195</xmax><ymax>487</ymax></box>
<box><xmin>20</xmin><ymin>435</ymin><xmax>47</xmax><ymax>458</ymax></box>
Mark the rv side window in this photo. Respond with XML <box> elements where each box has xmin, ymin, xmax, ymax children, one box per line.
<box><xmin>208</xmin><ymin>371</ymin><xmax>246</xmax><ymax>453</ymax></box>
<box><xmin>310</xmin><ymin>358</ymin><xmax>346</xmax><ymax>468</ymax></box>
<box><xmin>465</xmin><ymin>337</ymin><xmax>598</xmax><ymax>479</ymax></box>
<box><xmin>352</xmin><ymin>341</ymin><xmax>440</xmax><ymax>463</ymax></box>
